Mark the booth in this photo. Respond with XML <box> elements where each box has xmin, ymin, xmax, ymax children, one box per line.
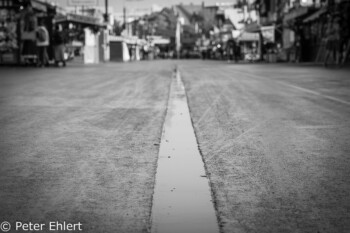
<box><xmin>54</xmin><ymin>13</ymin><xmax>107</xmax><ymax>64</ymax></box>
<box><xmin>21</xmin><ymin>0</ymin><xmax>56</xmax><ymax>65</ymax></box>
<box><xmin>237</xmin><ymin>32</ymin><xmax>260</xmax><ymax>61</ymax></box>
<box><xmin>0</xmin><ymin>0</ymin><xmax>20</xmax><ymax>64</ymax></box>
<box><xmin>0</xmin><ymin>0</ymin><xmax>56</xmax><ymax>65</ymax></box>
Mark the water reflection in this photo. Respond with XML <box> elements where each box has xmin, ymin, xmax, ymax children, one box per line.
<box><xmin>151</xmin><ymin>69</ymin><xmax>219</xmax><ymax>233</ymax></box>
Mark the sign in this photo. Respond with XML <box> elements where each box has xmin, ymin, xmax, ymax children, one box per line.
<box><xmin>283</xmin><ymin>29</ymin><xmax>295</xmax><ymax>49</ymax></box>
<box><xmin>238</xmin><ymin>32</ymin><xmax>259</xmax><ymax>42</ymax></box>
<box><xmin>261</xmin><ymin>26</ymin><xmax>275</xmax><ymax>43</ymax></box>
<box><xmin>67</xmin><ymin>0</ymin><xmax>98</xmax><ymax>7</ymax></box>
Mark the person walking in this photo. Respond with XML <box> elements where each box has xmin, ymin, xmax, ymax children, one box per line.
<box><xmin>233</xmin><ymin>40</ymin><xmax>240</xmax><ymax>63</ymax></box>
<box><xmin>53</xmin><ymin>25</ymin><xmax>66</xmax><ymax>67</ymax></box>
<box><xmin>324</xmin><ymin>16</ymin><xmax>340</xmax><ymax>67</ymax></box>
<box><xmin>294</xmin><ymin>35</ymin><xmax>302</xmax><ymax>63</ymax></box>
<box><xmin>226</xmin><ymin>38</ymin><xmax>234</xmax><ymax>62</ymax></box>
<box><xmin>36</xmin><ymin>19</ymin><xmax>50</xmax><ymax>67</ymax></box>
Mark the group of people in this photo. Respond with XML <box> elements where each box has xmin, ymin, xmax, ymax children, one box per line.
<box><xmin>35</xmin><ymin>20</ymin><xmax>66</xmax><ymax>67</ymax></box>
<box><xmin>199</xmin><ymin>40</ymin><xmax>242</xmax><ymax>61</ymax></box>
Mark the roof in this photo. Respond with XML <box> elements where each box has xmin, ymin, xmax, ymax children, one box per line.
<box><xmin>55</xmin><ymin>13</ymin><xmax>104</xmax><ymax>27</ymax></box>
<box><xmin>178</xmin><ymin>4</ymin><xmax>203</xmax><ymax>16</ymax></box>
<box><xmin>174</xmin><ymin>4</ymin><xmax>203</xmax><ymax>25</ymax></box>
<box><xmin>31</xmin><ymin>0</ymin><xmax>56</xmax><ymax>12</ymax></box>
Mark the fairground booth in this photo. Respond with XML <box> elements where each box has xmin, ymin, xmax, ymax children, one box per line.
<box><xmin>0</xmin><ymin>0</ymin><xmax>55</xmax><ymax>65</ymax></box>
<box><xmin>54</xmin><ymin>13</ymin><xmax>108</xmax><ymax>64</ymax></box>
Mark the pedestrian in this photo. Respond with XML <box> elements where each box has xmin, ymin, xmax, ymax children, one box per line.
<box><xmin>334</xmin><ymin>17</ymin><xmax>341</xmax><ymax>66</ymax></box>
<box><xmin>53</xmin><ymin>24</ymin><xmax>66</xmax><ymax>67</ymax></box>
<box><xmin>324</xmin><ymin>16</ymin><xmax>340</xmax><ymax>67</ymax></box>
<box><xmin>341</xmin><ymin>8</ymin><xmax>350</xmax><ymax>65</ymax></box>
<box><xmin>36</xmin><ymin>19</ymin><xmax>50</xmax><ymax>67</ymax></box>
<box><xmin>233</xmin><ymin>40</ymin><xmax>240</xmax><ymax>63</ymax></box>
<box><xmin>143</xmin><ymin>44</ymin><xmax>149</xmax><ymax>60</ymax></box>
<box><xmin>226</xmin><ymin>39</ymin><xmax>234</xmax><ymax>62</ymax></box>
<box><xmin>294</xmin><ymin>35</ymin><xmax>301</xmax><ymax>63</ymax></box>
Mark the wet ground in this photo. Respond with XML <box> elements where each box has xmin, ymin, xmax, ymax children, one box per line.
<box><xmin>1</xmin><ymin>61</ymin><xmax>350</xmax><ymax>233</ymax></box>
<box><xmin>151</xmin><ymin>69</ymin><xmax>219</xmax><ymax>233</ymax></box>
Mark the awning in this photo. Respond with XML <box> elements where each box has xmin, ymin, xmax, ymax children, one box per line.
<box><xmin>31</xmin><ymin>0</ymin><xmax>47</xmax><ymax>12</ymax></box>
<box><xmin>152</xmin><ymin>38</ymin><xmax>170</xmax><ymax>45</ymax></box>
<box><xmin>284</xmin><ymin>7</ymin><xmax>309</xmax><ymax>22</ymax></box>
<box><xmin>238</xmin><ymin>32</ymin><xmax>259</xmax><ymax>42</ymax></box>
<box><xmin>244</xmin><ymin>22</ymin><xmax>260</xmax><ymax>33</ymax></box>
<box><xmin>303</xmin><ymin>8</ymin><xmax>327</xmax><ymax>23</ymax></box>
<box><xmin>55</xmin><ymin>13</ymin><xmax>103</xmax><ymax>27</ymax></box>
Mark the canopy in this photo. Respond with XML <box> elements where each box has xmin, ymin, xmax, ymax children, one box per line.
<box><xmin>284</xmin><ymin>7</ymin><xmax>309</xmax><ymax>22</ymax></box>
<box><xmin>55</xmin><ymin>13</ymin><xmax>104</xmax><ymax>27</ymax></box>
<box><xmin>244</xmin><ymin>22</ymin><xmax>260</xmax><ymax>33</ymax></box>
<box><xmin>238</xmin><ymin>32</ymin><xmax>259</xmax><ymax>42</ymax></box>
<box><xmin>31</xmin><ymin>0</ymin><xmax>47</xmax><ymax>12</ymax></box>
<box><xmin>303</xmin><ymin>8</ymin><xmax>327</xmax><ymax>23</ymax></box>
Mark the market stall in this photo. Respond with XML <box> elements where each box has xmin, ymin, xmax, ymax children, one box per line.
<box><xmin>54</xmin><ymin>13</ymin><xmax>106</xmax><ymax>64</ymax></box>
<box><xmin>0</xmin><ymin>0</ymin><xmax>20</xmax><ymax>64</ymax></box>
<box><xmin>0</xmin><ymin>0</ymin><xmax>57</xmax><ymax>65</ymax></box>
<box><xmin>20</xmin><ymin>0</ymin><xmax>56</xmax><ymax>65</ymax></box>
<box><xmin>237</xmin><ymin>32</ymin><xmax>260</xmax><ymax>62</ymax></box>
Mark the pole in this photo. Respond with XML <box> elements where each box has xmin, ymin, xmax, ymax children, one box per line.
<box><xmin>124</xmin><ymin>6</ymin><xmax>127</xmax><ymax>33</ymax></box>
<box><xmin>104</xmin><ymin>0</ymin><xmax>108</xmax><ymax>22</ymax></box>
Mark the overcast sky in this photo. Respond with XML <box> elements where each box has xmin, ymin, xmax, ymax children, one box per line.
<box><xmin>56</xmin><ymin>0</ymin><xmax>237</xmax><ymax>13</ymax></box>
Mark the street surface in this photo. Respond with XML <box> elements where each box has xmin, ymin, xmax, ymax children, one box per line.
<box><xmin>1</xmin><ymin>61</ymin><xmax>350</xmax><ymax>233</ymax></box>
<box><xmin>0</xmin><ymin>62</ymin><xmax>173</xmax><ymax>233</ymax></box>
<box><xmin>180</xmin><ymin>61</ymin><xmax>350</xmax><ymax>233</ymax></box>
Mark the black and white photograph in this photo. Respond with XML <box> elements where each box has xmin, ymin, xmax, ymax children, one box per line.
<box><xmin>0</xmin><ymin>0</ymin><xmax>349</xmax><ymax>232</ymax></box>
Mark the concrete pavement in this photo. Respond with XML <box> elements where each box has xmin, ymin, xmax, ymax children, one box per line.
<box><xmin>1</xmin><ymin>61</ymin><xmax>350</xmax><ymax>233</ymax></box>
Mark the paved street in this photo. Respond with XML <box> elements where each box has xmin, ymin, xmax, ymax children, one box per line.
<box><xmin>0</xmin><ymin>62</ymin><xmax>173</xmax><ymax>233</ymax></box>
<box><xmin>180</xmin><ymin>61</ymin><xmax>350</xmax><ymax>233</ymax></box>
<box><xmin>1</xmin><ymin>61</ymin><xmax>350</xmax><ymax>233</ymax></box>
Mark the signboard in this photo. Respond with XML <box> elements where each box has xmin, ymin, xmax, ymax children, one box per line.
<box><xmin>283</xmin><ymin>29</ymin><xmax>295</xmax><ymax>49</ymax></box>
<box><xmin>238</xmin><ymin>32</ymin><xmax>259</xmax><ymax>42</ymax></box>
<box><xmin>261</xmin><ymin>26</ymin><xmax>275</xmax><ymax>43</ymax></box>
<box><xmin>67</xmin><ymin>0</ymin><xmax>98</xmax><ymax>7</ymax></box>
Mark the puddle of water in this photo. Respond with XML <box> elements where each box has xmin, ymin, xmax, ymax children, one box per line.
<box><xmin>151</xmin><ymin>70</ymin><xmax>219</xmax><ymax>233</ymax></box>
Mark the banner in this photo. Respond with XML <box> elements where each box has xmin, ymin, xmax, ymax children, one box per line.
<box><xmin>261</xmin><ymin>26</ymin><xmax>275</xmax><ymax>43</ymax></box>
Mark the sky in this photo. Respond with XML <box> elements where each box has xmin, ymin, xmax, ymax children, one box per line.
<box><xmin>55</xmin><ymin>0</ymin><xmax>238</xmax><ymax>14</ymax></box>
